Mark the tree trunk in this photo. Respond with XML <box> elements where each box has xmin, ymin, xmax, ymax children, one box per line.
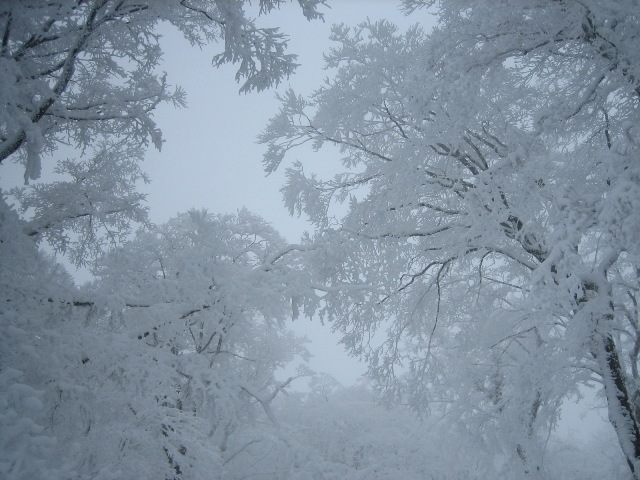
<box><xmin>595</xmin><ymin>332</ymin><xmax>640</xmax><ymax>478</ymax></box>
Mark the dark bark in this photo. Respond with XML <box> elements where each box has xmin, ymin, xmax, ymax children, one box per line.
<box><xmin>597</xmin><ymin>332</ymin><xmax>640</xmax><ymax>477</ymax></box>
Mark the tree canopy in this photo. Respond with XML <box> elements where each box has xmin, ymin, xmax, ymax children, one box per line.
<box><xmin>261</xmin><ymin>0</ymin><xmax>640</xmax><ymax>476</ymax></box>
<box><xmin>2</xmin><ymin>0</ymin><xmax>640</xmax><ymax>478</ymax></box>
<box><xmin>1</xmin><ymin>0</ymin><xmax>326</xmax><ymax>265</ymax></box>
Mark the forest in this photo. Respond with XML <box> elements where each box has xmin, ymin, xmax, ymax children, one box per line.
<box><xmin>1</xmin><ymin>1</ymin><xmax>639</xmax><ymax>478</ymax></box>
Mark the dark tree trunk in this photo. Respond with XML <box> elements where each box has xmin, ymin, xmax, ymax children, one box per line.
<box><xmin>596</xmin><ymin>332</ymin><xmax>640</xmax><ymax>478</ymax></box>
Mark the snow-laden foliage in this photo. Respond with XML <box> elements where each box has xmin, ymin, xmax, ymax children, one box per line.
<box><xmin>1</xmin><ymin>0</ymin><xmax>326</xmax><ymax>266</ymax></box>
<box><xmin>1</xmin><ymin>202</ymin><xmax>312</xmax><ymax>478</ymax></box>
<box><xmin>261</xmin><ymin>1</ymin><xmax>640</xmax><ymax>476</ymax></box>
<box><xmin>0</xmin><ymin>0</ymin><xmax>327</xmax><ymax>169</ymax></box>
<box><xmin>92</xmin><ymin>208</ymin><xmax>311</xmax><ymax>391</ymax></box>
<box><xmin>0</xmin><ymin>197</ymin><xmax>78</xmax><ymax>479</ymax></box>
<box><xmin>10</xmin><ymin>142</ymin><xmax>150</xmax><ymax>266</ymax></box>
<box><xmin>1</xmin><ymin>191</ymin><xmax>631</xmax><ymax>477</ymax></box>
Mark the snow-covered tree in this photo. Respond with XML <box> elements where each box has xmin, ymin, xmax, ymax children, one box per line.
<box><xmin>261</xmin><ymin>1</ymin><xmax>640</xmax><ymax>476</ymax></box>
<box><xmin>1</xmin><ymin>3</ymin><xmax>330</xmax><ymax>477</ymax></box>
<box><xmin>85</xmin><ymin>208</ymin><xmax>311</xmax><ymax>478</ymax></box>
<box><xmin>1</xmin><ymin>0</ymin><xmax>326</xmax><ymax>265</ymax></box>
<box><xmin>0</xmin><ymin>0</ymin><xmax>326</xmax><ymax>170</ymax></box>
<box><xmin>10</xmin><ymin>143</ymin><xmax>149</xmax><ymax>266</ymax></box>
<box><xmin>1</xmin><ymin>205</ymin><xmax>311</xmax><ymax>478</ymax></box>
<box><xmin>93</xmin><ymin>208</ymin><xmax>309</xmax><ymax>384</ymax></box>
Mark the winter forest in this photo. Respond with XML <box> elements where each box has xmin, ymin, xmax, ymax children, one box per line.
<box><xmin>1</xmin><ymin>1</ymin><xmax>639</xmax><ymax>478</ymax></box>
